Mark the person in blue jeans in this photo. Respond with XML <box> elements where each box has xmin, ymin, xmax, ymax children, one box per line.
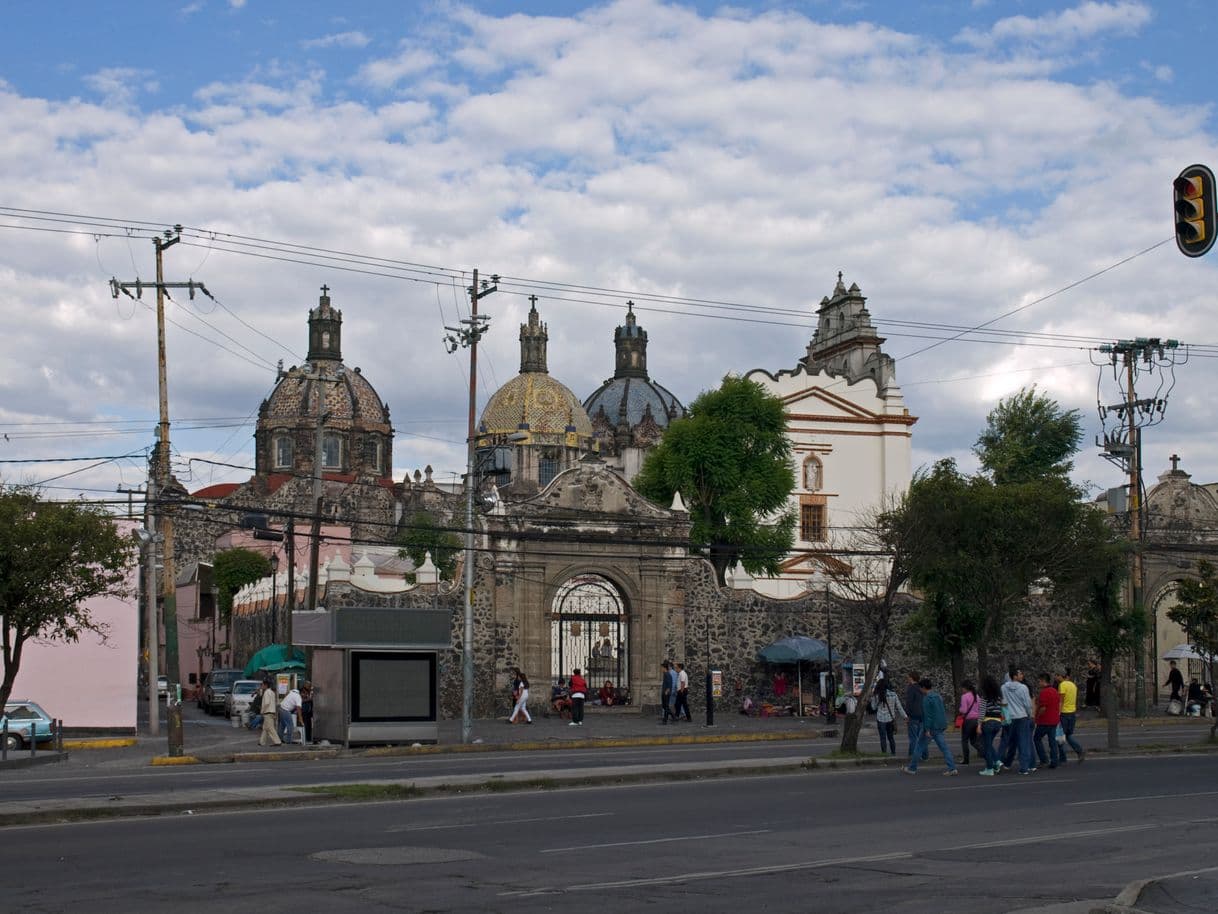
<box><xmin>977</xmin><ymin>676</ymin><xmax>1005</xmax><ymax>775</ymax></box>
<box><xmin>1001</xmin><ymin>667</ymin><xmax>1036</xmax><ymax>774</ymax></box>
<box><xmin>904</xmin><ymin>670</ymin><xmax>929</xmax><ymax>762</ymax></box>
<box><xmin>903</xmin><ymin>678</ymin><xmax>958</xmax><ymax>776</ymax></box>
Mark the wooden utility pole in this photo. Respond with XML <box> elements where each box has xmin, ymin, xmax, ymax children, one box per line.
<box><xmin>109</xmin><ymin>226</ymin><xmax>210</xmax><ymax>691</ymax></box>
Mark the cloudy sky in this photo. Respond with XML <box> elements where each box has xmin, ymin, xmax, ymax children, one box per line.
<box><xmin>2</xmin><ymin>0</ymin><xmax>1216</xmax><ymax>510</ymax></box>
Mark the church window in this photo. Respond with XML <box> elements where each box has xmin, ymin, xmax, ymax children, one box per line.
<box><xmin>802</xmin><ymin>455</ymin><xmax>823</xmax><ymax>492</ymax></box>
<box><xmin>321</xmin><ymin>330</ymin><xmax>331</xmax><ymax>350</ymax></box>
<box><xmin>274</xmin><ymin>435</ymin><xmax>293</xmax><ymax>469</ymax></box>
<box><xmin>322</xmin><ymin>432</ymin><xmax>342</xmax><ymax>470</ymax></box>
<box><xmin>538</xmin><ymin>448</ymin><xmax>560</xmax><ymax>488</ymax></box>
<box><xmin>370</xmin><ymin>437</ymin><xmax>383</xmax><ymax>474</ymax></box>
<box><xmin>800</xmin><ymin>495</ymin><xmax>827</xmax><ymax>542</ymax></box>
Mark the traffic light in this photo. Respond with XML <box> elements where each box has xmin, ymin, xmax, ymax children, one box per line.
<box><xmin>1174</xmin><ymin>163</ymin><xmax>1216</xmax><ymax>257</ymax></box>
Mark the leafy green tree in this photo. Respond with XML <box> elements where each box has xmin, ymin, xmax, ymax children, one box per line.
<box><xmin>213</xmin><ymin>547</ymin><xmax>271</xmax><ymax>628</ymax></box>
<box><xmin>396</xmin><ymin>512</ymin><xmax>462</xmax><ymax>581</ymax></box>
<box><xmin>634</xmin><ymin>375</ymin><xmax>795</xmax><ymax>585</ymax></box>
<box><xmin>975</xmin><ymin>386</ymin><xmax>1083</xmax><ymax>485</ymax></box>
<box><xmin>1059</xmin><ymin>505</ymin><xmax>1143</xmax><ymax>749</ymax></box>
<box><xmin>0</xmin><ymin>486</ymin><xmax>135</xmax><ymax>709</ymax></box>
<box><xmin>1167</xmin><ymin>561</ymin><xmax>1218</xmax><ymax>740</ymax></box>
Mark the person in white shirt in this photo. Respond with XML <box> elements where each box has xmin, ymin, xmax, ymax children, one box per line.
<box><xmin>258</xmin><ymin>680</ymin><xmax>281</xmax><ymax>747</ymax></box>
<box><xmin>278</xmin><ymin>686</ymin><xmax>302</xmax><ymax>744</ymax></box>
<box><xmin>673</xmin><ymin>662</ymin><xmax>692</xmax><ymax>721</ymax></box>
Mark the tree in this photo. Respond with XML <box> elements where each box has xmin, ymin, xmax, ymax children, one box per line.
<box><xmin>1167</xmin><ymin>561</ymin><xmax>1218</xmax><ymax>741</ymax></box>
<box><xmin>0</xmin><ymin>486</ymin><xmax>134</xmax><ymax>709</ymax></box>
<box><xmin>395</xmin><ymin>512</ymin><xmax>462</xmax><ymax>581</ymax></box>
<box><xmin>635</xmin><ymin>375</ymin><xmax>795</xmax><ymax>585</ymax></box>
<box><xmin>1059</xmin><ymin>505</ymin><xmax>1143</xmax><ymax>749</ymax></box>
<box><xmin>831</xmin><ymin>492</ymin><xmax>917</xmax><ymax>754</ymax></box>
<box><xmin>974</xmin><ymin>385</ymin><xmax>1082</xmax><ymax>485</ymax></box>
<box><xmin>213</xmin><ymin>547</ymin><xmax>271</xmax><ymax>631</ymax></box>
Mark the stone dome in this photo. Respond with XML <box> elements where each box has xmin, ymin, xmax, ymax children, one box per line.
<box><xmin>480</xmin><ymin>372</ymin><xmax>593</xmax><ymax>437</ymax></box>
<box><xmin>585</xmin><ymin>376</ymin><xmax>682</xmax><ymax>431</ymax></box>
<box><xmin>254</xmin><ymin>288</ymin><xmax>393</xmax><ymax>479</ymax></box>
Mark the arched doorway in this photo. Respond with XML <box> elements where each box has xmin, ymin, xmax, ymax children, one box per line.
<box><xmin>551</xmin><ymin>574</ymin><xmax>629</xmax><ymax>696</ymax></box>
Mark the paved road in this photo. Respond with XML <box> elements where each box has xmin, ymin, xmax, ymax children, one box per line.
<box><xmin>4</xmin><ymin>753</ymin><xmax>1216</xmax><ymax>913</ymax></box>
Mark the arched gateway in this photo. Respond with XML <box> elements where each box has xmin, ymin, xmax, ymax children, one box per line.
<box><xmin>475</xmin><ymin>458</ymin><xmax>691</xmax><ymax>714</ymax></box>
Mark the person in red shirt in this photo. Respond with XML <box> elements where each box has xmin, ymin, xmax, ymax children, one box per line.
<box><xmin>1032</xmin><ymin>673</ymin><xmax>1065</xmax><ymax>770</ymax></box>
<box><xmin>568</xmin><ymin>668</ymin><xmax>588</xmax><ymax>727</ymax></box>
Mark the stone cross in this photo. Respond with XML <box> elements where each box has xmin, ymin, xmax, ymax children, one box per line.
<box><xmin>320</xmin><ymin>284</ymin><xmax>330</xmax><ymax>296</ymax></box>
<box><xmin>1170</xmin><ymin>453</ymin><xmax>1181</xmax><ymax>472</ymax></box>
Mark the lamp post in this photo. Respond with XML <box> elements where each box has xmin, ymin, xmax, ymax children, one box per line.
<box><xmin>270</xmin><ymin>552</ymin><xmax>280</xmax><ymax>644</ymax></box>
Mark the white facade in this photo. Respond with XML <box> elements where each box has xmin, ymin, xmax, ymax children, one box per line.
<box><xmin>745</xmin><ymin>275</ymin><xmax>916</xmax><ymax>597</ymax></box>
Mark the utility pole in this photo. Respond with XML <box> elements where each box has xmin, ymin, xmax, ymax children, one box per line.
<box><xmin>1096</xmin><ymin>337</ymin><xmax>1183</xmax><ymax>718</ymax></box>
<box><xmin>110</xmin><ymin>226</ymin><xmax>208</xmax><ymax>692</ymax></box>
<box><xmin>117</xmin><ymin>485</ymin><xmax>145</xmax><ymax>520</ymax></box>
<box><xmin>445</xmin><ymin>268</ymin><xmax>496</xmax><ymax>744</ymax></box>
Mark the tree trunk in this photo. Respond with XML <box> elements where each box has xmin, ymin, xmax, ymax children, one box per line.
<box><xmin>948</xmin><ymin>646</ymin><xmax>965</xmax><ymax>712</ymax></box>
<box><xmin>1101</xmin><ymin>652</ymin><xmax>1119</xmax><ymax>750</ymax></box>
<box><xmin>976</xmin><ymin>639</ymin><xmax>990</xmax><ymax>686</ymax></box>
<box><xmin>839</xmin><ymin>633</ymin><xmax>890</xmax><ymax>754</ymax></box>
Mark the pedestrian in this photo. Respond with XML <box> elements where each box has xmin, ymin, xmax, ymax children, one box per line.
<box><xmin>279</xmin><ymin>683</ymin><xmax>302</xmax><ymax>744</ymax></box>
<box><xmin>674</xmin><ymin>662</ymin><xmax>692</xmax><ymax>721</ymax></box>
<box><xmin>905</xmin><ymin>671</ymin><xmax>929</xmax><ymax>762</ymax></box>
<box><xmin>509</xmin><ymin>669</ymin><xmax>532</xmax><ymax>723</ymax></box>
<box><xmin>1032</xmin><ymin>672</ymin><xmax>1065</xmax><ymax>770</ymax></box>
<box><xmin>1001</xmin><ymin>666</ymin><xmax>1035</xmax><ymax>774</ymax></box>
<box><xmin>1164</xmin><ymin>660</ymin><xmax>1185</xmax><ymax>705</ymax></box>
<box><xmin>1084</xmin><ymin>660</ymin><xmax>1101</xmax><ymax>712</ymax></box>
<box><xmin>300</xmin><ymin>682</ymin><xmax>314</xmax><ymax>745</ymax></box>
<box><xmin>660</xmin><ymin>661</ymin><xmax>675</xmax><ymax>724</ymax></box>
<box><xmin>568</xmin><ymin>668</ymin><xmax>587</xmax><ymax>727</ymax></box>
<box><xmin>874</xmin><ymin>678</ymin><xmax>905</xmax><ymax>756</ymax></box>
<box><xmin>257</xmin><ymin>678</ymin><xmax>281</xmax><ymax>747</ymax></box>
<box><xmin>903</xmin><ymin>678</ymin><xmax>958</xmax><ymax>776</ymax></box>
<box><xmin>977</xmin><ymin>676</ymin><xmax>1005</xmax><ymax>776</ymax></box>
<box><xmin>958</xmin><ymin>679</ymin><xmax>982</xmax><ymax>765</ymax></box>
<box><xmin>247</xmin><ymin>681</ymin><xmax>265</xmax><ymax>730</ymax></box>
<box><xmin>1054</xmin><ymin>669</ymin><xmax>1084</xmax><ymax>763</ymax></box>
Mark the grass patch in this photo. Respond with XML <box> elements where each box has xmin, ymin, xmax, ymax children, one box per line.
<box><xmin>294</xmin><ymin>784</ymin><xmax>423</xmax><ymax>801</ymax></box>
<box><xmin>484</xmin><ymin>777</ymin><xmax>559</xmax><ymax>792</ymax></box>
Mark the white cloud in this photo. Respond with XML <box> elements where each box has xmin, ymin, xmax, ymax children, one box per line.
<box><xmin>82</xmin><ymin>67</ymin><xmax>158</xmax><ymax>108</ymax></box>
<box><xmin>229</xmin><ymin>0</ymin><xmax>246</xmax><ymax>8</ymax></box>
<box><xmin>356</xmin><ymin>45</ymin><xmax>439</xmax><ymax>89</ymax></box>
<box><xmin>301</xmin><ymin>30</ymin><xmax>371</xmax><ymax>50</ymax></box>
<box><xmin>957</xmin><ymin>1</ymin><xmax>1152</xmax><ymax>50</ymax></box>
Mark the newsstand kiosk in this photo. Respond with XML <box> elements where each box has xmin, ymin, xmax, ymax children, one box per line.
<box><xmin>293</xmin><ymin>605</ymin><xmax>450</xmax><ymax>746</ymax></box>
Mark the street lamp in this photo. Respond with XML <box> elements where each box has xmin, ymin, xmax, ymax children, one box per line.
<box><xmin>811</xmin><ymin>569</ymin><xmax>835</xmax><ymax>724</ymax></box>
<box><xmin>270</xmin><ymin>552</ymin><xmax>280</xmax><ymax>644</ymax></box>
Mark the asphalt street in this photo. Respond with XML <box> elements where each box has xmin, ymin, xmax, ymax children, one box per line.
<box><xmin>3</xmin><ymin>753</ymin><xmax>1216</xmax><ymax>913</ymax></box>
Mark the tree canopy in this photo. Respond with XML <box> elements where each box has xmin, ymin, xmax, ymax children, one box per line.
<box><xmin>1167</xmin><ymin>561</ymin><xmax>1218</xmax><ymax>740</ymax></box>
<box><xmin>634</xmin><ymin>375</ymin><xmax>795</xmax><ymax>585</ymax></box>
<box><xmin>396</xmin><ymin>512</ymin><xmax>462</xmax><ymax>581</ymax></box>
<box><xmin>0</xmin><ymin>486</ymin><xmax>135</xmax><ymax>709</ymax></box>
<box><xmin>974</xmin><ymin>385</ymin><xmax>1083</xmax><ymax>485</ymax></box>
<box><xmin>213</xmin><ymin>547</ymin><xmax>272</xmax><ymax>625</ymax></box>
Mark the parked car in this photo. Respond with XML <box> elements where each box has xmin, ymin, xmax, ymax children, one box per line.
<box><xmin>224</xmin><ymin>680</ymin><xmax>262</xmax><ymax>719</ymax></box>
<box><xmin>201</xmin><ymin>668</ymin><xmax>245</xmax><ymax>715</ymax></box>
<box><xmin>2</xmin><ymin>700</ymin><xmax>55</xmax><ymax>751</ymax></box>
<box><xmin>157</xmin><ymin>676</ymin><xmax>170</xmax><ymax>699</ymax></box>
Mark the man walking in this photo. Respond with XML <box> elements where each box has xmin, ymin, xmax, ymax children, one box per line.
<box><xmin>1032</xmin><ymin>673</ymin><xmax>1065</xmax><ymax>770</ymax></box>
<box><xmin>568</xmin><ymin>668</ymin><xmax>587</xmax><ymax>727</ymax></box>
<box><xmin>673</xmin><ymin>662</ymin><xmax>692</xmax><ymax>721</ymax></box>
<box><xmin>660</xmin><ymin>661</ymin><xmax>675</xmax><ymax>724</ymax></box>
<box><xmin>903</xmin><ymin>678</ymin><xmax>958</xmax><ymax>776</ymax></box>
<box><xmin>905</xmin><ymin>671</ymin><xmax>929</xmax><ymax>762</ymax></box>
<box><xmin>1054</xmin><ymin>669</ymin><xmax>1085</xmax><ymax>763</ymax></box>
<box><xmin>1001</xmin><ymin>666</ymin><xmax>1034</xmax><ymax>774</ymax></box>
<box><xmin>257</xmin><ymin>678</ymin><xmax>281</xmax><ymax>747</ymax></box>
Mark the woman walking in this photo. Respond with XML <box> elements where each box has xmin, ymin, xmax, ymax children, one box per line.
<box><xmin>958</xmin><ymin>679</ymin><xmax>982</xmax><ymax>765</ymax></box>
<box><xmin>977</xmin><ymin>676</ymin><xmax>1005</xmax><ymax>776</ymax></box>
<box><xmin>874</xmin><ymin>678</ymin><xmax>905</xmax><ymax>756</ymax></box>
<box><xmin>509</xmin><ymin>669</ymin><xmax>533</xmax><ymax>724</ymax></box>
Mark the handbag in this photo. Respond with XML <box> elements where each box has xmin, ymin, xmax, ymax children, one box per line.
<box><xmin>953</xmin><ymin>714</ymin><xmax>964</xmax><ymax>729</ymax></box>
<box><xmin>1055</xmin><ymin>723</ymin><xmax>1066</xmax><ymax>745</ymax></box>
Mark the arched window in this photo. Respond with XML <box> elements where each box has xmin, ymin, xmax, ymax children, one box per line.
<box><xmin>321</xmin><ymin>330</ymin><xmax>331</xmax><ymax>351</ymax></box>
<box><xmin>538</xmin><ymin>448</ymin><xmax>560</xmax><ymax>488</ymax></box>
<box><xmin>274</xmin><ymin>434</ymin><xmax>293</xmax><ymax>470</ymax></box>
<box><xmin>322</xmin><ymin>432</ymin><xmax>342</xmax><ymax>470</ymax></box>
<box><xmin>370</xmin><ymin>437</ymin><xmax>383</xmax><ymax>475</ymax></box>
<box><xmin>802</xmin><ymin>455</ymin><xmax>823</xmax><ymax>492</ymax></box>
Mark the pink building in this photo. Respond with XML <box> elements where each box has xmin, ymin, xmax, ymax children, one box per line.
<box><xmin>13</xmin><ymin>519</ymin><xmax>140</xmax><ymax>732</ymax></box>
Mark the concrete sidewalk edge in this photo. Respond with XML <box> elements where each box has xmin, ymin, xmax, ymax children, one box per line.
<box><xmin>1088</xmin><ymin>864</ymin><xmax>1218</xmax><ymax>914</ymax></box>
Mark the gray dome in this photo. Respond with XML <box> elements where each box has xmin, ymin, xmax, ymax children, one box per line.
<box><xmin>584</xmin><ymin>376</ymin><xmax>683</xmax><ymax>431</ymax></box>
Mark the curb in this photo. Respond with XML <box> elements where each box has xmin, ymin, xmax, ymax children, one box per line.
<box><xmin>1088</xmin><ymin>864</ymin><xmax>1218</xmax><ymax>914</ymax></box>
<box><xmin>63</xmin><ymin>738</ymin><xmax>137</xmax><ymax>750</ymax></box>
<box><xmin>150</xmin><ymin>755</ymin><xmax>201</xmax><ymax>766</ymax></box>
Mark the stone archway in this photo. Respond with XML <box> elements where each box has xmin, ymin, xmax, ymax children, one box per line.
<box><xmin>551</xmin><ymin>574</ymin><xmax>629</xmax><ymax>695</ymax></box>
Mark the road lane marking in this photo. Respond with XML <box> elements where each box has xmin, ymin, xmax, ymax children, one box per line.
<box><xmin>916</xmin><ymin>778</ymin><xmax>1079</xmax><ymax>792</ymax></box>
<box><xmin>502</xmin><ymin>851</ymin><xmax>913</xmax><ymax>895</ymax></box>
<box><xmin>941</xmin><ymin>822</ymin><xmax>1157</xmax><ymax>851</ymax></box>
<box><xmin>388</xmin><ymin>812</ymin><xmax>611</xmax><ymax>833</ymax></box>
<box><xmin>539</xmin><ymin>828</ymin><xmax>770</xmax><ymax>854</ymax></box>
<box><xmin>1068</xmin><ymin>789</ymin><xmax>1218</xmax><ymax>807</ymax></box>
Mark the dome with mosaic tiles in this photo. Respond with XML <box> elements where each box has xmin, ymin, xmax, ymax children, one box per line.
<box><xmin>254</xmin><ymin>289</ymin><xmax>393</xmax><ymax>479</ymax></box>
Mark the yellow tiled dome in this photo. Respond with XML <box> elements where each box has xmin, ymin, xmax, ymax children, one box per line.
<box><xmin>479</xmin><ymin>372</ymin><xmax>593</xmax><ymax>437</ymax></box>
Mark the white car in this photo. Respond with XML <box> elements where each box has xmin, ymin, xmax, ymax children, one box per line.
<box><xmin>224</xmin><ymin>680</ymin><xmax>262</xmax><ymax>719</ymax></box>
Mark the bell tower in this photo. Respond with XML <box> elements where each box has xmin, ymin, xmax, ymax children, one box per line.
<box><xmin>307</xmin><ymin>285</ymin><xmax>343</xmax><ymax>363</ymax></box>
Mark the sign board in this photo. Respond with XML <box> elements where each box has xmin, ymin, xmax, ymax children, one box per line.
<box><xmin>276</xmin><ymin>673</ymin><xmax>291</xmax><ymax>696</ymax></box>
<box><xmin>711</xmin><ymin>669</ymin><xmax>723</xmax><ymax>698</ymax></box>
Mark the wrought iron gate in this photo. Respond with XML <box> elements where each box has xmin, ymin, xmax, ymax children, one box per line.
<box><xmin>551</xmin><ymin>574</ymin><xmax>628</xmax><ymax>695</ymax></box>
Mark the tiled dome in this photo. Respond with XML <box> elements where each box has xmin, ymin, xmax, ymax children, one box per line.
<box><xmin>480</xmin><ymin>372</ymin><xmax>593</xmax><ymax>437</ymax></box>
